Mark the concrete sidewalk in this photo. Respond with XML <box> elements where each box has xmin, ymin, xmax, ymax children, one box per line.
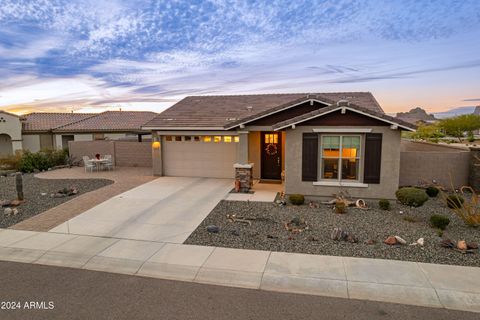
<box><xmin>0</xmin><ymin>228</ymin><xmax>479</xmax><ymax>314</ymax></box>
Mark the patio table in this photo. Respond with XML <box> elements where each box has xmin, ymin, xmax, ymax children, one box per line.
<box><xmin>90</xmin><ymin>158</ymin><xmax>109</xmax><ymax>171</ymax></box>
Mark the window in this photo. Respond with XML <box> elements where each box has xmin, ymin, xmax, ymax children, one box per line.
<box><xmin>321</xmin><ymin>135</ymin><xmax>361</xmax><ymax>181</ymax></box>
<box><xmin>165</xmin><ymin>136</ymin><xmax>172</xmax><ymax>141</ymax></box>
<box><xmin>264</xmin><ymin>133</ymin><xmax>278</xmax><ymax>144</ymax></box>
<box><xmin>234</xmin><ymin>136</ymin><xmax>240</xmax><ymax>143</ymax></box>
<box><xmin>174</xmin><ymin>136</ymin><xmax>182</xmax><ymax>141</ymax></box>
<box><xmin>214</xmin><ymin>136</ymin><xmax>222</xmax><ymax>143</ymax></box>
<box><xmin>203</xmin><ymin>136</ymin><xmax>212</xmax><ymax>142</ymax></box>
<box><xmin>193</xmin><ymin>136</ymin><xmax>200</xmax><ymax>141</ymax></box>
<box><xmin>93</xmin><ymin>133</ymin><xmax>104</xmax><ymax>140</ymax></box>
<box><xmin>184</xmin><ymin>136</ymin><xmax>192</xmax><ymax>141</ymax></box>
<box><xmin>223</xmin><ymin>136</ymin><xmax>232</xmax><ymax>143</ymax></box>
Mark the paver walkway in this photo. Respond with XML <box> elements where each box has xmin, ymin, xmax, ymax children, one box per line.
<box><xmin>10</xmin><ymin>167</ymin><xmax>156</xmax><ymax>232</ymax></box>
<box><xmin>0</xmin><ymin>228</ymin><xmax>479</xmax><ymax>314</ymax></box>
<box><xmin>49</xmin><ymin>177</ymin><xmax>233</xmax><ymax>243</ymax></box>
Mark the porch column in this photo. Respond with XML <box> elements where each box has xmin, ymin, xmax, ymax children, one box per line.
<box><xmin>234</xmin><ymin>131</ymin><xmax>253</xmax><ymax>192</ymax></box>
<box><xmin>152</xmin><ymin>132</ymin><xmax>163</xmax><ymax>176</ymax></box>
<box><xmin>236</xmin><ymin>131</ymin><xmax>249</xmax><ymax>164</ymax></box>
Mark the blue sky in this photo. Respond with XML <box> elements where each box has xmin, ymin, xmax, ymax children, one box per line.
<box><xmin>0</xmin><ymin>0</ymin><xmax>479</xmax><ymax>114</ymax></box>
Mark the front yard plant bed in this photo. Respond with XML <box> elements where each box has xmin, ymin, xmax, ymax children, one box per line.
<box><xmin>185</xmin><ymin>199</ymin><xmax>480</xmax><ymax>267</ymax></box>
<box><xmin>0</xmin><ymin>174</ymin><xmax>113</xmax><ymax>228</ymax></box>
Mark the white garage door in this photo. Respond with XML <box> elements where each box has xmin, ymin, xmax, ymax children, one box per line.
<box><xmin>163</xmin><ymin>136</ymin><xmax>237</xmax><ymax>178</ymax></box>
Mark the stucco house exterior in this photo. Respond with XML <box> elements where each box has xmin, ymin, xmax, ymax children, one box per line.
<box><xmin>0</xmin><ymin>110</ymin><xmax>157</xmax><ymax>155</ymax></box>
<box><xmin>143</xmin><ymin>93</ymin><xmax>416</xmax><ymax>199</ymax></box>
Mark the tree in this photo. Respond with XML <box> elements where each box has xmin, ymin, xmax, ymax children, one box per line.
<box><xmin>439</xmin><ymin>114</ymin><xmax>480</xmax><ymax>142</ymax></box>
<box><xmin>403</xmin><ymin>123</ymin><xmax>444</xmax><ymax>142</ymax></box>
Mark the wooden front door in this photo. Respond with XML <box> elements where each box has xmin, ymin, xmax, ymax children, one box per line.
<box><xmin>261</xmin><ymin>132</ymin><xmax>282</xmax><ymax>180</ymax></box>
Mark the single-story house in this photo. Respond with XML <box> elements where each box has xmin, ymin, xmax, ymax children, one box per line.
<box><xmin>0</xmin><ymin>111</ymin><xmax>157</xmax><ymax>155</ymax></box>
<box><xmin>143</xmin><ymin>93</ymin><xmax>416</xmax><ymax>199</ymax></box>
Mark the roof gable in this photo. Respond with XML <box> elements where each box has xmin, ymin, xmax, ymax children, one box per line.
<box><xmin>273</xmin><ymin>104</ymin><xmax>416</xmax><ymax>131</ymax></box>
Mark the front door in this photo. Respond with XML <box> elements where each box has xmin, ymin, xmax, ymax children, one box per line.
<box><xmin>261</xmin><ymin>132</ymin><xmax>282</xmax><ymax>180</ymax></box>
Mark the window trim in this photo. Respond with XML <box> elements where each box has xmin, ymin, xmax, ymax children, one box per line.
<box><xmin>318</xmin><ymin>134</ymin><xmax>363</xmax><ymax>183</ymax></box>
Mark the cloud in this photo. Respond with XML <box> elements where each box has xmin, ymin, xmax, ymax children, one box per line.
<box><xmin>0</xmin><ymin>0</ymin><xmax>480</xmax><ymax>113</ymax></box>
<box><xmin>464</xmin><ymin>98</ymin><xmax>480</xmax><ymax>102</ymax></box>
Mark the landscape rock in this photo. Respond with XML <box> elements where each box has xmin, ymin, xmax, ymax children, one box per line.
<box><xmin>206</xmin><ymin>225</ymin><xmax>220</xmax><ymax>233</ymax></box>
<box><xmin>457</xmin><ymin>240</ymin><xmax>467</xmax><ymax>251</ymax></box>
<box><xmin>384</xmin><ymin>236</ymin><xmax>397</xmax><ymax>245</ymax></box>
<box><xmin>467</xmin><ymin>242</ymin><xmax>478</xmax><ymax>250</ymax></box>
<box><xmin>365</xmin><ymin>239</ymin><xmax>376</xmax><ymax>245</ymax></box>
<box><xmin>12</xmin><ymin>208</ymin><xmax>19</xmax><ymax>215</ymax></box>
<box><xmin>440</xmin><ymin>239</ymin><xmax>455</xmax><ymax>249</ymax></box>
<box><xmin>4</xmin><ymin>208</ymin><xmax>12</xmax><ymax>215</ymax></box>
<box><xmin>9</xmin><ymin>199</ymin><xmax>22</xmax><ymax>206</ymax></box>
<box><xmin>346</xmin><ymin>234</ymin><xmax>358</xmax><ymax>243</ymax></box>
<box><xmin>410</xmin><ymin>238</ymin><xmax>424</xmax><ymax>246</ymax></box>
<box><xmin>330</xmin><ymin>228</ymin><xmax>356</xmax><ymax>242</ymax></box>
<box><xmin>0</xmin><ymin>200</ymin><xmax>11</xmax><ymax>207</ymax></box>
<box><xmin>394</xmin><ymin>236</ymin><xmax>407</xmax><ymax>245</ymax></box>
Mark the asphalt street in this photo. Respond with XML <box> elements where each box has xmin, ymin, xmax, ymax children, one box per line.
<box><xmin>0</xmin><ymin>261</ymin><xmax>477</xmax><ymax>320</ymax></box>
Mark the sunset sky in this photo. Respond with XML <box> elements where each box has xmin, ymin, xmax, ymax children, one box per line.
<box><xmin>0</xmin><ymin>0</ymin><xmax>479</xmax><ymax>115</ymax></box>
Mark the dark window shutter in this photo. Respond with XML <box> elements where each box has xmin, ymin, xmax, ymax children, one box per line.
<box><xmin>302</xmin><ymin>133</ymin><xmax>318</xmax><ymax>181</ymax></box>
<box><xmin>363</xmin><ymin>133</ymin><xmax>382</xmax><ymax>184</ymax></box>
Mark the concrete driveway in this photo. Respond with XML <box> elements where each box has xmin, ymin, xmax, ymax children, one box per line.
<box><xmin>49</xmin><ymin>177</ymin><xmax>233</xmax><ymax>243</ymax></box>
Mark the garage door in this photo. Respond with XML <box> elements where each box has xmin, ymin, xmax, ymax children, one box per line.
<box><xmin>163</xmin><ymin>135</ymin><xmax>237</xmax><ymax>178</ymax></box>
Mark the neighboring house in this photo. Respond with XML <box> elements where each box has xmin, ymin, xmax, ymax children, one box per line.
<box><xmin>0</xmin><ymin>111</ymin><xmax>23</xmax><ymax>156</ymax></box>
<box><xmin>143</xmin><ymin>93</ymin><xmax>416</xmax><ymax>199</ymax></box>
<box><xmin>0</xmin><ymin>110</ymin><xmax>157</xmax><ymax>154</ymax></box>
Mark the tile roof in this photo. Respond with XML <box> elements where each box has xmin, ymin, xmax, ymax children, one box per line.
<box><xmin>53</xmin><ymin>111</ymin><xmax>158</xmax><ymax>133</ymax></box>
<box><xmin>143</xmin><ymin>92</ymin><xmax>384</xmax><ymax>129</ymax></box>
<box><xmin>21</xmin><ymin>113</ymin><xmax>94</xmax><ymax>132</ymax></box>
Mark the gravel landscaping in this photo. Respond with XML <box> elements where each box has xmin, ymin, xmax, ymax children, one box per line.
<box><xmin>0</xmin><ymin>174</ymin><xmax>113</xmax><ymax>228</ymax></box>
<box><xmin>185</xmin><ymin>198</ymin><xmax>480</xmax><ymax>267</ymax></box>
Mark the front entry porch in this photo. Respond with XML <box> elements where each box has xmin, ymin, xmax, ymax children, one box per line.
<box><xmin>234</xmin><ymin>130</ymin><xmax>285</xmax><ymax>192</ymax></box>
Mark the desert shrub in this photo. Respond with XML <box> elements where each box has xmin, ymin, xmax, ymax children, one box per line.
<box><xmin>446</xmin><ymin>194</ymin><xmax>465</xmax><ymax>209</ymax></box>
<box><xmin>439</xmin><ymin>186</ymin><xmax>480</xmax><ymax>227</ymax></box>
<box><xmin>430</xmin><ymin>214</ymin><xmax>450</xmax><ymax>230</ymax></box>
<box><xmin>403</xmin><ymin>215</ymin><xmax>418</xmax><ymax>223</ymax></box>
<box><xmin>378</xmin><ymin>199</ymin><xmax>390</xmax><ymax>210</ymax></box>
<box><xmin>395</xmin><ymin>187</ymin><xmax>429</xmax><ymax>207</ymax></box>
<box><xmin>0</xmin><ymin>151</ymin><xmax>22</xmax><ymax>170</ymax></box>
<box><xmin>425</xmin><ymin>186</ymin><xmax>439</xmax><ymax>197</ymax></box>
<box><xmin>17</xmin><ymin>149</ymin><xmax>68</xmax><ymax>173</ymax></box>
<box><xmin>289</xmin><ymin>194</ymin><xmax>305</xmax><ymax>205</ymax></box>
<box><xmin>334</xmin><ymin>201</ymin><xmax>346</xmax><ymax>214</ymax></box>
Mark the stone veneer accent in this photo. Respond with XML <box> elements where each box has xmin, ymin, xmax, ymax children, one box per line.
<box><xmin>234</xmin><ymin>163</ymin><xmax>254</xmax><ymax>192</ymax></box>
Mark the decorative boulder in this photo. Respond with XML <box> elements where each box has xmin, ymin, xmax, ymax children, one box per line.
<box><xmin>384</xmin><ymin>236</ymin><xmax>398</xmax><ymax>245</ymax></box>
<box><xmin>206</xmin><ymin>225</ymin><xmax>220</xmax><ymax>233</ymax></box>
<box><xmin>457</xmin><ymin>240</ymin><xmax>467</xmax><ymax>250</ymax></box>
<box><xmin>467</xmin><ymin>242</ymin><xmax>478</xmax><ymax>250</ymax></box>
<box><xmin>4</xmin><ymin>208</ymin><xmax>12</xmax><ymax>215</ymax></box>
<box><xmin>394</xmin><ymin>236</ymin><xmax>407</xmax><ymax>245</ymax></box>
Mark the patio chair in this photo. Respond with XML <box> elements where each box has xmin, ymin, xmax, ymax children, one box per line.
<box><xmin>104</xmin><ymin>154</ymin><xmax>114</xmax><ymax>171</ymax></box>
<box><xmin>83</xmin><ymin>156</ymin><xmax>95</xmax><ymax>173</ymax></box>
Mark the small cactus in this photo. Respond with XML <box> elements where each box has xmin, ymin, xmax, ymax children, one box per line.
<box><xmin>15</xmin><ymin>172</ymin><xmax>24</xmax><ymax>201</ymax></box>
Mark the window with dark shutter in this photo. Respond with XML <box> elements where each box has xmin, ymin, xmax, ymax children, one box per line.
<box><xmin>363</xmin><ymin>133</ymin><xmax>382</xmax><ymax>184</ymax></box>
<box><xmin>302</xmin><ymin>133</ymin><xmax>318</xmax><ymax>181</ymax></box>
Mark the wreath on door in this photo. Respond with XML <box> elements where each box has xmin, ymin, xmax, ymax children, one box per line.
<box><xmin>265</xmin><ymin>143</ymin><xmax>278</xmax><ymax>156</ymax></box>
